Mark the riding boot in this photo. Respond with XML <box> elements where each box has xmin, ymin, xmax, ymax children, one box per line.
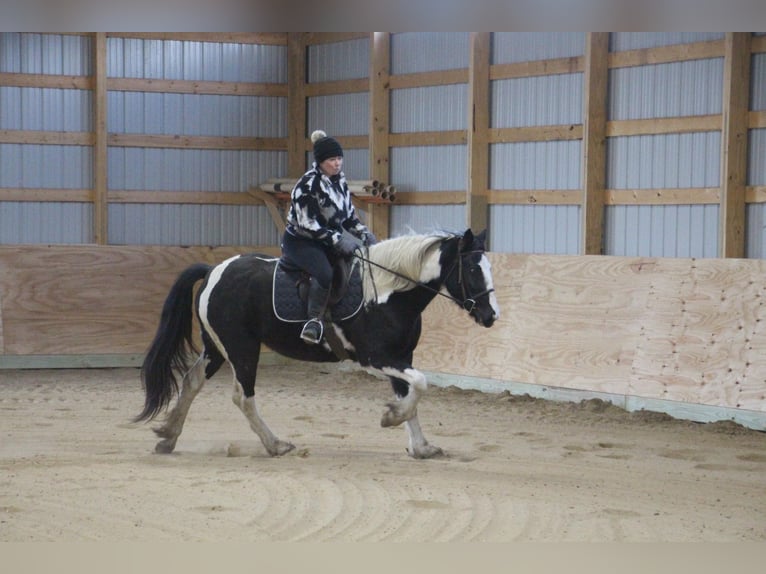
<box><xmin>300</xmin><ymin>280</ymin><xmax>330</xmax><ymax>344</ymax></box>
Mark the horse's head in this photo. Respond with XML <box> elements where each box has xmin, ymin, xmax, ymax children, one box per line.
<box><xmin>441</xmin><ymin>229</ymin><xmax>500</xmax><ymax>328</ymax></box>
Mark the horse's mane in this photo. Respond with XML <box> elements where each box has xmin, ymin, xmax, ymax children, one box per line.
<box><xmin>362</xmin><ymin>231</ymin><xmax>458</xmax><ymax>302</ymax></box>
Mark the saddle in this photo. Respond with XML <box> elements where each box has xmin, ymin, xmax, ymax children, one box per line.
<box><xmin>272</xmin><ymin>257</ymin><xmax>364</xmax><ymax>323</ymax></box>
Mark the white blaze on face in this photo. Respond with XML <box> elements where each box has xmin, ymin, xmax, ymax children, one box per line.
<box><xmin>479</xmin><ymin>255</ymin><xmax>500</xmax><ymax>319</ymax></box>
<box><xmin>197</xmin><ymin>255</ymin><xmax>240</xmax><ymax>360</ymax></box>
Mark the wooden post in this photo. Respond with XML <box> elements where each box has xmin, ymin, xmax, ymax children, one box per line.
<box><xmin>287</xmin><ymin>33</ymin><xmax>307</xmax><ymax>179</ymax></box>
<box><xmin>93</xmin><ymin>33</ymin><xmax>108</xmax><ymax>245</ymax></box>
<box><xmin>580</xmin><ymin>33</ymin><xmax>609</xmax><ymax>255</ymax></box>
<box><xmin>467</xmin><ymin>32</ymin><xmax>490</xmax><ymax>238</ymax></box>
<box><xmin>368</xmin><ymin>32</ymin><xmax>391</xmax><ymax>239</ymax></box>
<box><xmin>720</xmin><ymin>32</ymin><xmax>751</xmax><ymax>258</ymax></box>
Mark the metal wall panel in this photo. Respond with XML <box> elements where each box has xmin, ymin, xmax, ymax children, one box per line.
<box><xmin>0</xmin><ymin>202</ymin><xmax>92</xmax><ymax>243</ymax></box>
<box><xmin>491</xmin><ymin>73</ymin><xmax>582</xmax><ymax>128</ymax></box>
<box><xmin>307</xmin><ymin>92</ymin><xmax>369</xmax><ymax>137</ymax></box>
<box><xmin>753</xmin><ymin>53</ymin><xmax>766</xmax><ymax>111</ymax></box>
<box><xmin>390</xmin><ymin>33</ymin><xmax>469</xmax><ymax>74</ymax></box>
<box><xmin>605</xmin><ymin>132</ymin><xmax>721</xmax><ymax>257</ymax></box>
<box><xmin>746</xmin><ymin>129</ymin><xmax>766</xmax><ymax>258</ymax></box>
<box><xmin>308</xmin><ymin>38</ymin><xmax>369</xmax><ymax>82</ymax></box>
<box><xmin>490</xmin><ymin>205</ymin><xmax>581</xmax><ymax>255</ymax></box>
<box><xmin>0</xmin><ymin>33</ymin><xmax>92</xmax><ymax>74</ymax></box>
<box><xmin>490</xmin><ymin>140</ymin><xmax>581</xmax><ymax>190</ymax></box>
<box><xmin>105</xmin><ymin>37</ymin><xmax>289</xmax><ymax>246</ymax></box>
<box><xmin>606</xmin><ymin>205</ymin><xmax>719</xmax><ymax>258</ymax></box>
<box><xmin>391</xmin><ymin>85</ymin><xmax>467</xmax><ymax>132</ymax></box>
<box><xmin>610</xmin><ymin>32</ymin><xmax>725</xmax><ymax>52</ymax></box>
<box><xmin>609</xmin><ymin>59</ymin><xmax>724</xmax><ymax>120</ymax></box>
<box><xmin>390</xmin><ymin>145</ymin><xmax>466</xmax><ymax>192</ymax></box>
<box><xmin>390</xmin><ymin>205</ymin><xmax>466</xmax><ymax>237</ymax></box>
<box><xmin>492</xmin><ymin>32</ymin><xmax>585</xmax><ymax>64</ymax></box>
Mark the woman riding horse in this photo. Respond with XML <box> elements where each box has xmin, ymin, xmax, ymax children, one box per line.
<box><xmin>281</xmin><ymin>130</ymin><xmax>377</xmax><ymax>344</ymax></box>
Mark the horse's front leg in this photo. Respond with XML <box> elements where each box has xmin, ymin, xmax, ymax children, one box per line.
<box><xmin>380</xmin><ymin>368</ymin><xmax>443</xmax><ymax>459</ymax></box>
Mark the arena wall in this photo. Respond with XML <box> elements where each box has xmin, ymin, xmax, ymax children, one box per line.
<box><xmin>1</xmin><ymin>245</ymin><xmax>764</xmax><ymax>429</ymax></box>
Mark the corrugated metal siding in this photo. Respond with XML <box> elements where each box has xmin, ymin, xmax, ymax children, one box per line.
<box><xmin>490</xmin><ymin>205</ymin><xmax>581</xmax><ymax>255</ymax></box>
<box><xmin>605</xmin><ymin>132</ymin><xmax>721</xmax><ymax>257</ymax></box>
<box><xmin>391</xmin><ymin>85</ymin><xmax>467</xmax><ymax>132</ymax></box>
<box><xmin>307</xmin><ymin>38</ymin><xmax>369</xmax><ymax>82</ymax></box>
<box><xmin>606</xmin><ymin>205</ymin><xmax>719</xmax><ymax>258</ymax></box>
<box><xmin>491</xmin><ymin>73</ymin><xmax>582</xmax><ymax>128</ymax></box>
<box><xmin>747</xmin><ymin>129</ymin><xmax>766</xmax><ymax>258</ymax></box>
<box><xmin>391</xmin><ymin>33</ymin><xmax>469</xmax><ymax>74</ymax></box>
<box><xmin>491</xmin><ymin>141</ymin><xmax>581</xmax><ymax>189</ymax></box>
<box><xmin>609</xmin><ymin>59</ymin><xmax>724</xmax><ymax>120</ymax></box>
<box><xmin>610</xmin><ymin>32</ymin><xmax>725</xmax><ymax>52</ymax></box>
<box><xmin>106</xmin><ymin>37</ymin><xmax>288</xmax><ymax>246</ymax></box>
<box><xmin>306</xmin><ymin>92</ymin><xmax>369</xmax><ymax>137</ymax></box>
<box><xmin>492</xmin><ymin>32</ymin><xmax>585</xmax><ymax>64</ymax></box>
<box><xmin>390</xmin><ymin>205</ymin><xmax>466</xmax><ymax>237</ymax></box>
<box><xmin>389</xmin><ymin>145</ymin><xmax>467</xmax><ymax>238</ymax></box>
<box><xmin>0</xmin><ymin>33</ymin><xmax>94</xmax><ymax>244</ymax></box>
<box><xmin>753</xmin><ymin>54</ymin><xmax>766</xmax><ymax>111</ymax></box>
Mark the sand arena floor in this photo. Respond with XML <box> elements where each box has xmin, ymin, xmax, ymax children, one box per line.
<box><xmin>1</xmin><ymin>362</ymin><xmax>765</xmax><ymax>542</ymax></box>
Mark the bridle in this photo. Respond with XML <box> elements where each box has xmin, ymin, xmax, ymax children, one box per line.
<box><xmin>352</xmin><ymin>236</ymin><xmax>494</xmax><ymax>314</ymax></box>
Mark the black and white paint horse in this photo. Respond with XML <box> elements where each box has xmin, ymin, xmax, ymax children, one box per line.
<box><xmin>136</xmin><ymin>229</ymin><xmax>500</xmax><ymax>459</ymax></box>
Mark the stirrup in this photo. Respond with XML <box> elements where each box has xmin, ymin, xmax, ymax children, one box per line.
<box><xmin>300</xmin><ymin>319</ymin><xmax>324</xmax><ymax>344</ymax></box>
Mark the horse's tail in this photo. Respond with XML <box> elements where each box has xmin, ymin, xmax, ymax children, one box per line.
<box><xmin>135</xmin><ymin>263</ymin><xmax>212</xmax><ymax>422</ymax></box>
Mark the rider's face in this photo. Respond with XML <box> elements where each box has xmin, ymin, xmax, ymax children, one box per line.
<box><xmin>319</xmin><ymin>156</ymin><xmax>343</xmax><ymax>176</ymax></box>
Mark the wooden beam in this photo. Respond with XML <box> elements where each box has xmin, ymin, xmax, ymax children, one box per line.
<box><xmin>607</xmin><ymin>115</ymin><xmax>721</xmax><ymax>137</ymax></box>
<box><xmin>93</xmin><ymin>33</ymin><xmax>108</xmax><ymax>246</ymax></box>
<box><xmin>106</xmin><ymin>33</ymin><xmax>287</xmax><ymax>45</ymax></box>
<box><xmin>108</xmin><ymin>77</ymin><xmax>287</xmax><ymax>97</ymax></box>
<box><xmin>0</xmin><ymin>188</ymin><xmax>94</xmax><ymax>202</ymax></box>
<box><xmin>393</xmin><ymin>191</ymin><xmax>467</xmax><ymax>205</ymax></box>
<box><xmin>486</xmin><ymin>190</ymin><xmax>582</xmax><ymax>205</ymax></box>
<box><xmin>287</xmin><ymin>33</ymin><xmax>307</xmax><ymax>178</ymax></box>
<box><xmin>490</xmin><ymin>56</ymin><xmax>584</xmax><ymax>80</ymax></box>
<box><xmin>0</xmin><ymin>72</ymin><xmax>92</xmax><ymax>90</ymax></box>
<box><xmin>388</xmin><ymin>130</ymin><xmax>467</xmax><ymax>147</ymax></box>
<box><xmin>750</xmin><ymin>110</ymin><xmax>766</xmax><ymax>129</ymax></box>
<box><xmin>467</xmin><ymin>33</ymin><xmax>490</xmax><ymax>235</ymax></box>
<box><xmin>107</xmin><ymin>134</ymin><xmax>286</xmax><ymax>150</ymax></box>
<box><xmin>304</xmin><ymin>33</ymin><xmax>369</xmax><ymax>46</ymax></box>
<box><xmin>488</xmin><ymin>124</ymin><xmax>582</xmax><ymax>143</ymax></box>
<box><xmin>608</xmin><ymin>40</ymin><xmax>725</xmax><ymax>69</ymax></box>
<box><xmin>388</xmin><ymin>69</ymin><xmax>469</xmax><ymax>89</ymax></box>
<box><xmin>368</xmin><ymin>32</ymin><xmax>391</xmax><ymax>239</ymax></box>
<box><xmin>0</xmin><ymin>130</ymin><xmax>94</xmax><ymax>146</ymax></box>
<box><xmin>606</xmin><ymin>188</ymin><xmax>721</xmax><ymax>205</ymax></box>
<box><xmin>108</xmin><ymin>191</ymin><xmax>265</xmax><ymax>205</ymax></box>
<box><xmin>304</xmin><ymin>78</ymin><xmax>368</xmax><ymax>96</ymax></box>
<box><xmin>719</xmin><ymin>33</ymin><xmax>751</xmax><ymax>258</ymax></box>
<box><xmin>581</xmin><ymin>33</ymin><xmax>609</xmax><ymax>255</ymax></box>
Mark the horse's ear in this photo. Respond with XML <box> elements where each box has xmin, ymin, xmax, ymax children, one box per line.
<box><xmin>461</xmin><ymin>228</ymin><xmax>475</xmax><ymax>251</ymax></box>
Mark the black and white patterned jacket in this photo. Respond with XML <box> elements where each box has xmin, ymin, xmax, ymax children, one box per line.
<box><xmin>285</xmin><ymin>164</ymin><xmax>369</xmax><ymax>248</ymax></box>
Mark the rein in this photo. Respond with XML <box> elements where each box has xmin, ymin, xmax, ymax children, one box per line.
<box><xmin>352</xmin><ymin>242</ymin><xmax>493</xmax><ymax>313</ymax></box>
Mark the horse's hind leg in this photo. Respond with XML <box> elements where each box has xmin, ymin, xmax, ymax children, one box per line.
<box><xmin>153</xmin><ymin>353</ymin><xmax>206</xmax><ymax>453</ymax></box>
<box><xmin>229</xmin><ymin>349</ymin><xmax>294</xmax><ymax>457</ymax></box>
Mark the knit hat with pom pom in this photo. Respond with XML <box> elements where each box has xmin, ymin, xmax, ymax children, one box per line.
<box><xmin>311</xmin><ymin>130</ymin><xmax>343</xmax><ymax>164</ymax></box>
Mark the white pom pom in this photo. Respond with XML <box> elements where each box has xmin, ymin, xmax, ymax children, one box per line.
<box><xmin>311</xmin><ymin>130</ymin><xmax>327</xmax><ymax>143</ymax></box>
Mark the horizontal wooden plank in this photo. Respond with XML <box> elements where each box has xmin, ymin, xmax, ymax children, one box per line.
<box><xmin>606</xmin><ymin>188</ymin><xmax>721</xmax><ymax>205</ymax></box>
<box><xmin>106</xmin><ymin>33</ymin><xmax>287</xmax><ymax>45</ymax></box>
<box><xmin>304</xmin><ymin>33</ymin><xmax>369</xmax><ymax>45</ymax></box>
<box><xmin>746</xmin><ymin>186</ymin><xmax>766</xmax><ymax>204</ymax></box>
<box><xmin>607</xmin><ymin>114</ymin><xmax>721</xmax><ymax>137</ymax></box>
<box><xmin>0</xmin><ymin>129</ymin><xmax>93</xmax><ymax>146</ymax></box>
<box><xmin>108</xmin><ymin>191</ymin><xmax>264</xmax><ymax>205</ymax></box>
<box><xmin>388</xmin><ymin>68</ymin><xmax>469</xmax><ymax>89</ymax></box>
<box><xmin>609</xmin><ymin>40</ymin><xmax>725</xmax><ymax>69</ymax></box>
<box><xmin>0</xmin><ymin>72</ymin><xmax>92</xmax><ymax>90</ymax></box>
<box><xmin>753</xmin><ymin>35</ymin><xmax>766</xmax><ymax>53</ymax></box>
<box><xmin>0</xmin><ymin>188</ymin><xmax>93</xmax><ymax>202</ymax></box>
<box><xmin>107</xmin><ymin>133</ymin><xmax>287</xmax><ymax>150</ymax></box>
<box><xmin>108</xmin><ymin>77</ymin><xmax>287</xmax><ymax>97</ymax></box>
<box><xmin>486</xmin><ymin>189</ymin><xmax>582</xmax><ymax>205</ymax></box>
<box><xmin>489</xmin><ymin>124</ymin><xmax>582</xmax><ymax>143</ymax></box>
<box><xmin>304</xmin><ymin>78</ymin><xmax>369</xmax><ymax>96</ymax></box>
<box><xmin>389</xmin><ymin>130</ymin><xmax>467</xmax><ymax>147</ymax></box>
<box><xmin>393</xmin><ymin>191</ymin><xmax>466</xmax><ymax>205</ymax></box>
<box><xmin>750</xmin><ymin>110</ymin><xmax>766</xmax><ymax>129</ymax></box>
<box><xmin>490</xmin><ymin>56</ymin><xmax>584</xmax><ymax>80</ymax></box>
